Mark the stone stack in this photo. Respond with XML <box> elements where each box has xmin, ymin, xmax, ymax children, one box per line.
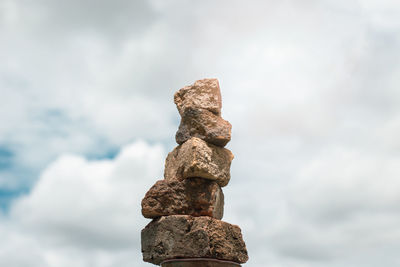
<box><xmin>141</xmin><ymin>78</ymin><xmax>248</xmax><ymax>266</ymax></box>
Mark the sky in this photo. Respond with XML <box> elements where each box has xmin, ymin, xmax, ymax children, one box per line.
<box><xmin>1</xmin><ymin>0</ymin><xmax>400</xmax><ymax>266</ymax></box>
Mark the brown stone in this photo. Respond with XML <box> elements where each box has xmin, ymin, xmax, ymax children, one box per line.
<box><xmin>174</xmin><ymin>78</ymin><xmax>222</xmax><ymax>116</ymax></box>
<box><xmin>165</xmin><ymin>137</ymin><xmax>233</xmax><ymax>187</ymax></box>
<box><xmin>161</xmin><ymin>258</ymin><xmax>241</xmax><ymax>267</ymax></box>
<box><xmin>141</xmin><ymin>215</ymin><xmax>248</xmax><ymax>265</ymax></box>
<box><xmin>176</xmin><ymin>108</ymin><xmax>232</xmax><ymax>147</ymax></box>
<box><xmin>141</xmin><ymin>178</ymin><xmax>224</xmax><ymax>219</ymax></box>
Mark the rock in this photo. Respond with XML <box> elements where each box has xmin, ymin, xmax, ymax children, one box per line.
<box><xmin>161</xmin><ymin>259</ymin><xmax>242</xmax><ymax>267</ymax></box>
<box><xmin>141</xmin><ymin>178</ymin><xmax>224</xmax><ymax>219</ymax></box>
<box><xmin>141</xmin><ymin>215</ymin><xmax>248</xmax><ymax>265</ymax></box>
<box><xmin>165</xmin><ymin>137</ymin><xmax>233</xmax><ymax>187</ymax></box>
<box><xmin>174</xmin><ymin>78</ymin><xmax>222</xmax><ymax>116</ymax></box>
<box><xmin>176</xmin><ymin>108</ymin><xmax>232</xmax><ymax>147</ymax></box>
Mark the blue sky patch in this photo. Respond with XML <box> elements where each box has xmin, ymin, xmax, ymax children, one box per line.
<box><xmin>0</xmin><ymin>146</ymin><xmax>13</xmax><ymax>170</ymax></box>
<box><xmin>0</xmin><ymin>188</ymin><xmax>29</xmax><ymax>213</ymax></box>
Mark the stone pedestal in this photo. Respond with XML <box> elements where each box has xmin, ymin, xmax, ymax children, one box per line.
<box><xmin>161</xmin><ymin>258</ymin><xmax>241</xmax><ymax>267</ymax></box>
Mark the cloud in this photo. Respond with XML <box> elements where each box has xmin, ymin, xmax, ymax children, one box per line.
<box><xmin>0</xmin><ymin>0</ymin><xmax>176</xmax><ymax>189</ymax></box>
<box><xmin>289</xmin><ymin>148</ymin><xmax>400</xmax><ymax>221</ymax></box>
<box><xmin>0</xmin><ymin>0</ymin><xmax>158</xmax><ymax>39</ymax></box>
<box><xmin>229</xmin><ymin>146</ymin><xmax>400</xmax><ymax>267</ymax></box>
<box><xmin>0</xmin><ymin>140</ymin><xmax>164</xmax><ymax>267</ymax></box>
<box><xmin>1</xmin><ymin>0</ymin><xmax>400</xmax><ymax>266</ymax></box>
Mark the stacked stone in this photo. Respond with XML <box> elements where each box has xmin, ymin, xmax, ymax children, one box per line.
<box><xmin>141</xmin><ymin>79</ymin><xmax>248</xmax><ymax>266</ymax></box>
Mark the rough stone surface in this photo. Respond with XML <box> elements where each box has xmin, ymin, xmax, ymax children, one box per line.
<box><xmin>176</xmin><ymin>108</ymin><xmax>232</xmax><ymax>147</ymax></box>
<box><xmin>161</xmin><ymin>259</ymin><xmax>241</xmax><ymax>267</ymax></box>
<box><xmin>165</xmin><ymin>137</ymin><xmax>233</xmax><ymax>187</ymax></box>
<box><xmin>141</xmin><ymin>178</ymin><xmax>224</xmax><ymax>219</ymax></box>
<box><xmin>174</xmin><ymin>78</ymin><xmax>222</xmax><ymax>116</ymax></box>
<box><xmin>141</xmin><ymin>215</ymin><xmax>248</xmax><ymax>265</ymax></box>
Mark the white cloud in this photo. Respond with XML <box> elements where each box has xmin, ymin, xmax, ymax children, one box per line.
<box><xmin>1</xmin><ymin>0</ymin><xmax>400</xmax><ymax>266</ymax></box>
<box><xmin>229</xmin><ymin>147</ymin><xmax>400</xmax><ymax>267</ymax></box>
<box><xmin>289</xmin><ymin>148</ymin><xmax>400</xmax><ymax>221</ymax></box>
<box><xmin>0</xmin><ymin>140</ymin><xmax>164</xmax><ymax>267</ymax></box>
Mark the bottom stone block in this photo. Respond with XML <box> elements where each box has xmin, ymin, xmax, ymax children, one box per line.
<box><xmin>161</xmin><ymin>258</ymin><xmax>241</xmax><ymax>267</ymax></box>
<box><xmin>141</xmin><ymin>215</ymin><xmax>248</xmax><ymax>265</ymax></box>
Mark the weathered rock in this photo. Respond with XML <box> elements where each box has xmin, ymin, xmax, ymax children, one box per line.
<box><xmin>165</xmin><ymin>137</ymin><xmax>233</xmax><ymax>187</ymax></box>
<box><xmin>141</xmin><ymin>215</ymin><xmax>248</xmax><ymax>265</ymax></box>
<box><xmin>161</xmin><ymin>258</ymin><xmax>241</xmax><ymax>267</ymax></box>
<box><xmin>176</xmin><ymin>108</ymin><xmax>232</xmax><ymax>147</ymax></box>
<box><xmin>141</xmin><ymin>178</ymin><xmax>224</xmax><ymax>219</ymax></box>
<box><xmin>174</xmin><ymin>78</ymin><xmax>222</xmax><ymax>116</ymax></box>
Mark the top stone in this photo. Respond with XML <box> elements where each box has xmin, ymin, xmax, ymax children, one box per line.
<box><xmin>174</xmin><ymin>78</ymin><xmax>222</xmax><ymax>116</ymax></box>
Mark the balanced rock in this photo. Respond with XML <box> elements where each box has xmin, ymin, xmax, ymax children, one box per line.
<box><xmin>176</xmin><ymin>108</ymin><xmax>232</xmax><ymax>147</ymax></box>
<box><xmin>141</xmin><ymin>178</ymin><xmax>224</xmax><ymax>219</ymax></box>
<box><xmin>165</xmin><ymin>137</ymin><xmax>233</xmax><ymax>187</ymax></box>
<box><xmin>141</xmin><ymin>215</ymin><xmax>248</xmax><ymax>265</ymax></box>
<box><xmin>174</xmin><ymin>78</ymin><xmax>222</xmax><ymax>116</ymax></box>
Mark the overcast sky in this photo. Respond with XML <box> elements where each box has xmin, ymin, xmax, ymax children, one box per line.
<box><xmin>1</xmin><ymin>0</ymin><xmax>400</xmax><ymax>266</ymax></box>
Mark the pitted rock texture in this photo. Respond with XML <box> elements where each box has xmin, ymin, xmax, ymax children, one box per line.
<box><xmin>161</xmin><ymin>259</ymin><xmax>241</xmax><ymax>266</ymax></box>
<box><xmin>174</xmin><ymin>78</ymin><xmax>222</xmax><ymax>116</ymax></box>
<box><xmin>176</xmin><ymin>108</ymin><xmax>232</xmax><ymax>147</ymax></box>
<box><xmin>165</xmin><ymin>137</ymin><xmax>233</xmax><ymax>187</ymax></box>
<box><xmin>141</xmin><ymin>215</ymin><xmax>248</xmax><ymax>265</ymax></box>
<box><xmin>141</xmin><ymin>178</ymin><xmax>224</xmax><ymax>219</ymax></box>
